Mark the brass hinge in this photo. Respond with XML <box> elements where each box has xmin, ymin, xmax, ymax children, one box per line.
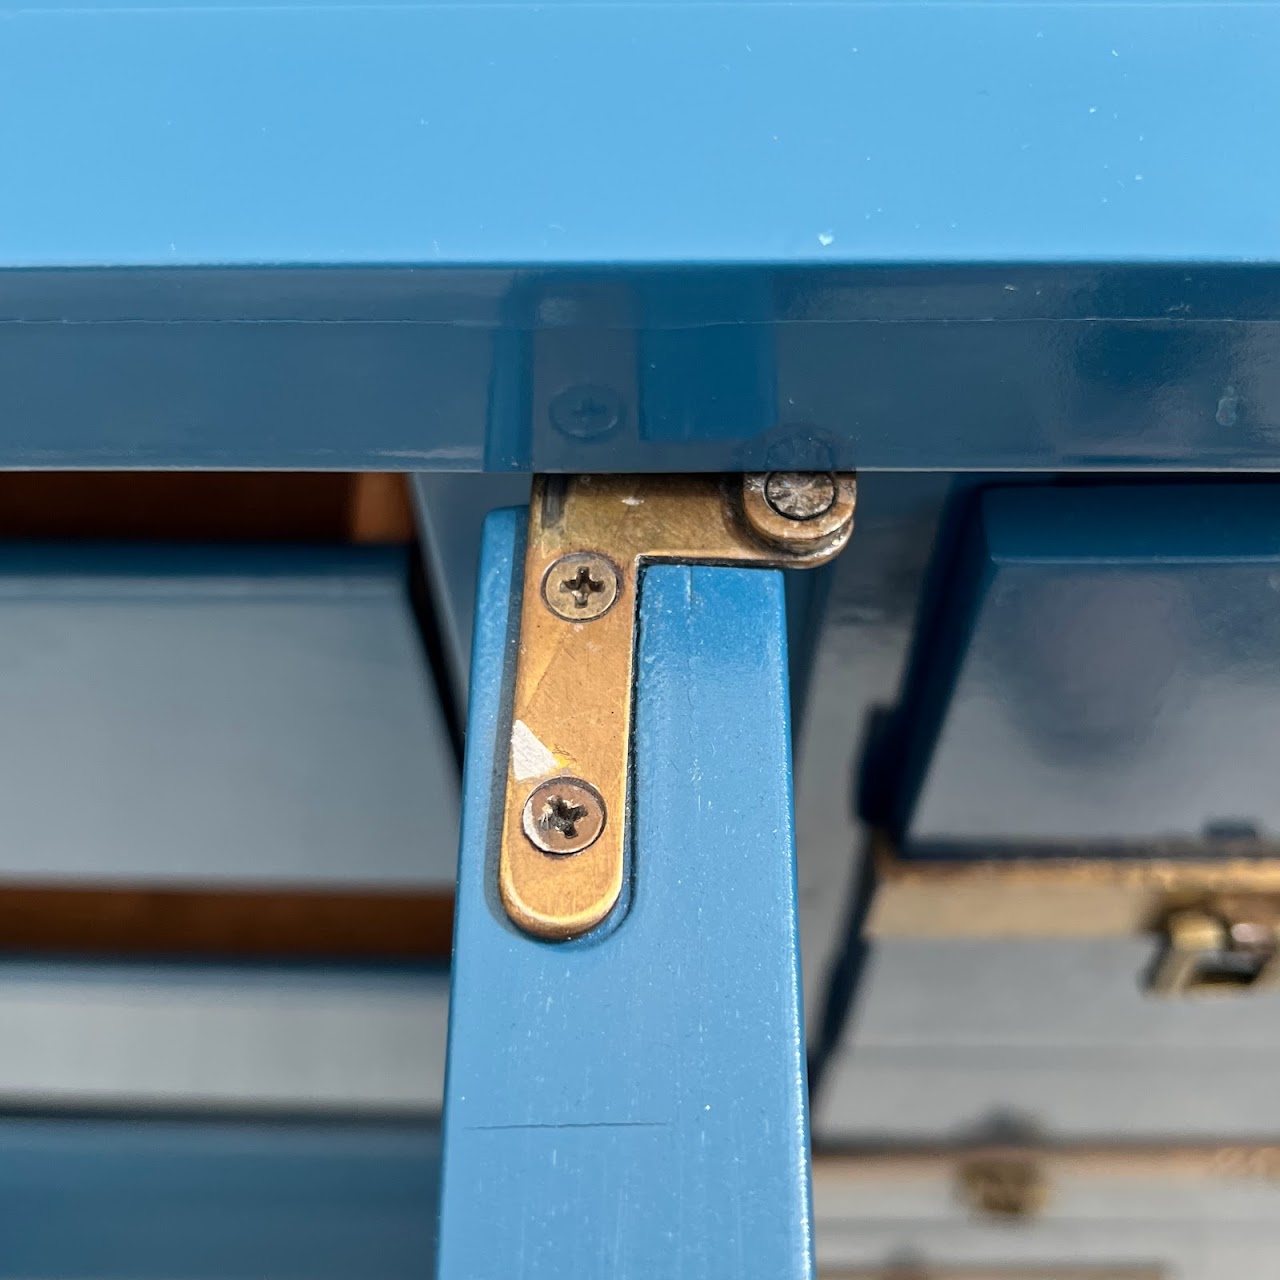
<box><xmin>1149</xmin><ymin>898</ymin><xmax>1280</xmax><ymax>996</ymax></box>
<box><xmin>501</xmin><ymin>472</ymin><xmax>856</xmax><ymax>940</ymax></box>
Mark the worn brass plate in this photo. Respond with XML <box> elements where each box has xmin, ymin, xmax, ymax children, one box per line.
<box><xmin>867</xmin><ymin>831</ymin><xmax>1280</xmax><ymax>939</ymax></box>
<box><xmin>813</xmin><ymin>1142</ymin><xmax>1280</xmax><ymax>1186</ymax></box>
<box><xmin>822</xmin><ymin>1270</ymin><xmax>1163</xmax><ymax>1279</ymax></box>
<box><xmin>501</xmin><ymin>474</ymin><xmax>854</xmax><ymax>939</ymax></box>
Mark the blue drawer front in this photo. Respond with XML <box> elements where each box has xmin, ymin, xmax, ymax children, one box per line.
<box><xmin>889</xmin><ymin>484</ymin><xmax>1280</xmax><ymax>857</ymax></box>
<box><xmin>0</xmin><ymin>545</ymin><xmax>457</xmax><ymax>887</ymax></box>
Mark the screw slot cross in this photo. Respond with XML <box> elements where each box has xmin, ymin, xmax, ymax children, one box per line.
<box><xmin>568</xmin><ymin>394</ymin><xmax>610</xmax><ymax>431</ymax></box>
<box><xmin>559</xmin><ymin>564</ymin><xmax>605</xmax><ymax>610</ymax></box>
<box><xmin>538</xmin><ymin>794</ymin><xmax>589</xmax><ymax>840</ymax></box>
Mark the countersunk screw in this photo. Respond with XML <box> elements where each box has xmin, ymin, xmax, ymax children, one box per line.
<box><xmin>764</xmin><ymin>471</ymin><xmax>837</xmax><ymax>521</ymax></box>
<box><xmin>522</xmin><ymin>777</ymin><xmax>607</xmax><ymax>856</ymax></box>
<box><xmin>541</xmin><ymin>551</ymin><xmax>620</xmax><ymax>622</ymax></box>
<box><xmin>549</xmin><ymin>385</ymin><xmax>623</xmax><ymax>440</ymax></box>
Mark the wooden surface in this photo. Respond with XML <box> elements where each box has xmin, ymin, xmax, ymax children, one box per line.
<box><xmin>0</xmin><ymin>471</ymin><xmax>415</xmax><ymax>543</ymax></box>
<box><xmin>0</xmin><ymin>884</ymin><xmax>454</xmax><ymax>959</ymax></box>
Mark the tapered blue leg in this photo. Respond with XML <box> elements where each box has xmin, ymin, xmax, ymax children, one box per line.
<box><xmin>438</xmin><ymin>508</ymin><xmax>814</xmax><ymax>1280</ymax></box>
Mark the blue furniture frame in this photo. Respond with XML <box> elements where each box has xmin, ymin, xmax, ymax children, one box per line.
<box><xmin>4</xmin><ymin>4</ymin><xmax>1280</xmax><ymax>472</ymax></box>
<box><xmin>437</xmin><ymin>509</ymin><xmax>814</xmax><ymax>1278</ymax></box>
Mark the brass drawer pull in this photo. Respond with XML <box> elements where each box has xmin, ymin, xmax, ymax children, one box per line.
<box><xmin>1149</xmin><ymin>901</ymin><xmax>1280</xmax><ymax>996</ymax></box>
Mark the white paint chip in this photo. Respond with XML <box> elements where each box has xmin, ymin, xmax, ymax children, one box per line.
<box><xmin>511</xmin><ymin>720</ymin><xmax>558</xmax><ymax>781</ymax></box>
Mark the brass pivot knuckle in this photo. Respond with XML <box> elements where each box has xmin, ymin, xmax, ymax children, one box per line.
<box><xmin>501</xmin><ymin>472</ymin><xmax>856</xmax><ymax>940</ymax></box>
<box><xmin>1149</xmin><ymin>897</ymin><xmax>1280</xmax><ymax>997</ymax></box>
<box><xmin>955</xmin><ymin>1155</ymin><xmax>1050</xmax><ymax>1220</ymax></box>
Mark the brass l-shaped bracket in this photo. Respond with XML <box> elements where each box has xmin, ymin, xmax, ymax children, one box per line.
<box><xmin>501</xmin><ymin>473</ymin><xmax>856</xmax><ymax>940</ymax></box>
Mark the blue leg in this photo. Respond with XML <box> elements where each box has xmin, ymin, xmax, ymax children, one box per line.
<box><xmin>438</xmin><ymin>508</ymin><xmax>814</xmax><ymax>1280</ymax></box>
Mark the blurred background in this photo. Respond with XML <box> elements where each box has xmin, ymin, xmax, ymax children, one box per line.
<box><xmin>0</xmin><ymin>471</ymin><xmax>1274</xmax><ymax>1280</ymax></box>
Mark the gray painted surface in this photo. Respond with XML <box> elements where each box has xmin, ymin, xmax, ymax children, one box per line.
<box><xmin>0</xmin><ymin>962</ymin><xmax>448</xmax><ymax>1113</ymax></box>
<box><xmin>0</xmin><ymin>547</ymin><xmax>458</xmax><ymax>887</ymax></box>
<box><xmin>819</xmin><ymin>937</ymin><xmax>1280</xmax><ymax>1141</ymax></box>
<box><xmin>815</xmin><ymin>1170</ymin><xmax>1280</xmax><ymax>1280</ymax></box>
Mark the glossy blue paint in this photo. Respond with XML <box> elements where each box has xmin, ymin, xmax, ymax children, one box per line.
<box><xmin>2</xmin><ymin>2</ymin><xmax>1280</xmax><ymax>470</ymax></box>
<box><xmin>884</xmin><ymin>483</ymin><xmax>1280</xmax><ymax>855</ymax></box>
<box><xmin>0</xmin><ymin>1116</ymin><xmax>440</xmax><ymax>1280</ymax></box>
<box><xmin>5</xmin><ymin>264</ymin><xmax>1280</xmax><ymax>470</ymax></box>
<box><xmin>3</xmin><ymin>3</ymin><xmax>1279</xmax><ymax>268</ymax></box>
<box><xmin>437</xmin><ymin>510</ymin><xmax>814</xmax><ymax>1278</ymax></box>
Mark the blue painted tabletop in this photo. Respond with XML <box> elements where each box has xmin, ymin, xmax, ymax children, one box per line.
<box><xmin>3</xmin><ymin>2</ymin><xmax>1279</xmax><ymax>471</ymax></box>
<box><xmin>2</xmin><ymin>1</ymin><xmax>1278</xmax><ymax>268</ymax></box>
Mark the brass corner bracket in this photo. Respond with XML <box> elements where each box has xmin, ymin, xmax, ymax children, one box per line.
<box><xmin>501</xmin><ymin>472</ymin><xmax>856</xmax><ymax>940</ymax></box>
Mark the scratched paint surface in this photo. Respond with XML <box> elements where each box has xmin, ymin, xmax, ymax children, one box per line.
<box><xmin>437</xmin><ymin>510</ymin><xmax>813</xmax><ymax>1278</ymax></box>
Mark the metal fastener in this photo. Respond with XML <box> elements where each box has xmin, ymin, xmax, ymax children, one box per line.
<box><xmin>541</xmin><ymin>551</ymin><xmax>620</xmax><ymax>621</ymax></box>
<box><xmin>549</xmin><ymin>385</ymin><xmax>624</xmax><ymax>440</ymax></box>
<box><xmin>957</xmin><ymin>1156</ymin><xmax>1050</xmax><ymax>1220</ymax></box>
<box><xmin>522</xmin><ymin>778</ymin><xmax>607</xmax><ymax>856</ymax></box>
<box><xmin>502</xmin><ymin>475</ymin><xmax>855</xmax><ymax>940</ymax></box>
<box><xmin>764</xmin><ymin>471</ymin><xmax>837</xmax><ymax>520</ymax></box>
<box><xmin>741</xmin><ymin>472</ymin><xmax>856</xmax><ymax>556</ymax></box>
<box><xmin>1149</xmin><ymin>902</ymin><xmax>1280</xmax><ymax>996</ymax></box>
